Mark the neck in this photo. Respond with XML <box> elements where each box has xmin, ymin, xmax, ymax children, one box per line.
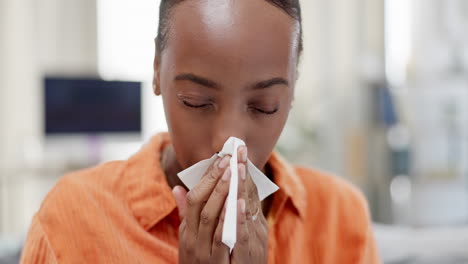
<box><xmin>161</xmin><ymin>145</ymin><xmax>185</xmax><ymax>190</ymax></box>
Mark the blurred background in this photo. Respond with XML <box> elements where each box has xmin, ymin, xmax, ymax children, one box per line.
<box><xmin>0</xmin><ymin>0</ymin><xmax>467</xmax><ymax>263</ymax></box>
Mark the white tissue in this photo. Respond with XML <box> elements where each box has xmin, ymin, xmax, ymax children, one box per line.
<box><xmin>177</xmin><ymin>137</ymin><xmax>279</xmax><ymax>252</ymax></box>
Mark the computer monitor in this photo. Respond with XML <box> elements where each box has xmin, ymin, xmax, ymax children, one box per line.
<box><xmin>44</xmin><ymin>77</ymin><xmax>142</xmax><ymax>135</ymax></box>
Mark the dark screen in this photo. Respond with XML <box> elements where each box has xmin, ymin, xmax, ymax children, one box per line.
<box><xmin>44</xmin><ymin>77</ymin><xmax>142</xmax><ymax>134</ymax></box>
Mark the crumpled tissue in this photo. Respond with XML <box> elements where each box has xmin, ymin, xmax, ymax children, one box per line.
<box><xmin>177</xmin><ymin>137</ymin><xmax>279</xmax><ymax>252</ymax></box>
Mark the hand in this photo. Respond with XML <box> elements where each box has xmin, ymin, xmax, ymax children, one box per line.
<box><xmin>172</xmin><ymin>146</ymin><xmax>268</xmax><ymax>264</ymax></box>
<box><xmin>173</xmin><ymin>154</ymin><xmax>232</xmax><ymax>263</ymax></box>
<box><xmin>231</xmin><ymin>146</ymin><xmax>269</xmax><ymax>264</ymax></box>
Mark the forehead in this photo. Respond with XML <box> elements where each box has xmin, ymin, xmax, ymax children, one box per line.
<box><xmin>161</xmin><ymin>0</ymin><xmax>299</xmax><ymax>78</ymax></box>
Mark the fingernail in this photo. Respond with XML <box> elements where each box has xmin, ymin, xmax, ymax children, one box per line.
<box><xmin>212</xmin><ymin>156</ymin><xmax>221</xmax><ymax>167</ymax></box>
<box><xmin>172</xmin><ymin>186</ymin><xmax>181</xmax><ymax>201</ymax></box>
<box><xmin>237</xmin><ymin>146</ymin><xmax>244</xmax><ymax>163</ymax></box>
<box><xmin>239</xmin><ymin>164</ymin><xmax>246</xmax><ymax>181</ymax></box>
<box><xmin>240</xmin><ymin>199</ymin><xmax>246</xmax><ymax>214</ymax></box>
<box><xmin>242</xmin><ymin>147</ymin><xmax>248</xmax><ymax>163</ymax></box>
<box><xmin>222</xmin><ymin>166</ymin><xmax>231</xmax><ymax>181</ymax></box>
<box><xmin>219</xmin><ymin>155</ymin><xmax>230</xmax><ymax>169</ymax></box>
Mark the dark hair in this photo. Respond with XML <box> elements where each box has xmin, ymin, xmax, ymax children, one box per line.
<box><xmin>155</xmin><ymin>0</ymin><xmax>303</xmax><ymax>58</ymax></box>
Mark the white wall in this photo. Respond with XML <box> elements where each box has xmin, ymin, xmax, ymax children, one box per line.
<box><xmin>0</xmin><ymin>0</ymin><xmax>98</xmax><ymax>169</ymax></box>
<box><xmin>280</xmin><ymin>0</ymin><xmax>385</xmax><ymax>179</ymax></box>
<box><xmin>97</xmin><ymin>0</ymin><xmax>167</xmax><ymax>140</ymax></box>
<box><xmin>35</xmin><ymin>0</ymin><xmax>98</xmax><ymax>75</ymax></box>
<box><xmin>0</xmin><ymin>0</ymin><xmax>40</xmax><ymax>170</ymax></box>
<box><xmin>0</xmin><ymin>0</ymin><xmax>98</xmax><ymax>234</ymax></box>
<box><xmin>0</xmin><ymin>0</ymin><xmax>6</xmax><ymax>168</ymax></box>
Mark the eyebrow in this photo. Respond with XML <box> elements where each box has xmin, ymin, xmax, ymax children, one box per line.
<box><xmin>174</xmin><ymin>73</ymin><xmax>289</xmax><ymax>90</ymax></box>
<box><xmin>251</xmin><ymin>77</ymin><xmax>289</xmax><ymax>90</ymax></box>
<box><xmin>174</xmin><ymin>73</ymin><xmax>219</xmax><ymax>90</ymax></box>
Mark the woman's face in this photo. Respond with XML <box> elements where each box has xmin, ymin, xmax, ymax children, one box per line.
<box><xmin>154</xmin><ymin>0</ymin><xmax>300</xmax><ymax>170</ymax></box>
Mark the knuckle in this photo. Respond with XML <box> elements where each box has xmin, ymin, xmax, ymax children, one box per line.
<box><xmin>214</xmin><ymin>182</ymin><xmax>226</xmax><ymax>195</ymax></box>
<box><xmin>186</xmin><ymin>191</ymin><xmax>198</xmax><ymax>207</ymax></box>
<box><xmin>207</xmin><ymin>167</ymin><xmax>220</xmax><ymax>181</ymax></box>
<box><xmin>200</xmin><ymin>209</ymin><xmax>212</xmax><ymax>225</ymax></box>
<box><xmin>213</xmin><ymin>232</ymin><xmax>223</xmax><ymax>247</ymax></box>
<box><xmin>249</xmin><ymin>185</ymin><xmax>259</xmax><ymax>198</ymax></box>
<box><xmin>250</xmin><ymin>246</ymin><xmax>259</xmax><ymax>257</ymax></box>
<box><xmin>239</xmin><ymin>232</ymin><xmax>249</xmax><ymax>244</ymax></box>
<box><xmin>185</xmin><ymin>230</ymin><xmax>197</xmax><ymax>244</ymax></box>
<box><xmin>185</xmin><ymin>245</ymin><xmax>195</xmax><ymax>256</ymax></box>
<box><xmin>196</xmin><ymin>255</ymin><xmax>209</xmax><ymax>264</ymax></box>
<box><xmin>194</xmin><ymin>246</ymin><xmax>209</xmax><ymax>264</ymax></box>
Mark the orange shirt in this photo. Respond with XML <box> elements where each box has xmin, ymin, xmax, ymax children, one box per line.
<box><xmin>21</xmin><ymin>132</ymin><xmax>380</xmax><ymax>263</ymax></box>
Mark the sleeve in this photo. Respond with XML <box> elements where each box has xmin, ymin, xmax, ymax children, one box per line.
<box><xmin>338</xmin><ymin>176</ymin><xmax>382</xmax><ymax>264</ymax></box>
<box><xmin>20</xmin><ymin>215</ymin><xmax>57</xmax><ymax>264</ymax></box>
<box><xmin>360</xmin><ymin>225</ymin><xmax>382</xmax><ymax>264</ymax></box>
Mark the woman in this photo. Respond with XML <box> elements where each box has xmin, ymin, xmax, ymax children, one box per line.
<box><xmin>21</xmin><ymin>0</ymin><xmax>380</xmax><ymax>263</ymax></box>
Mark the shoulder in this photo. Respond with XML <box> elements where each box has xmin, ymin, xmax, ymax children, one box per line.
<box><xmin>295</xmin><ymin>166</ymin><xmax>370</xmax><ymax>216</ymax></box>
<box><xmin>43</xmin><ymin>160</ymin><xmax>127</xmax><ymax>201</ymax></box>
<box><xmin>292</xmin><ymin>166</ymin><xmax>380</xmax><ymax>262</ymax></box>
<box><xmin>25</xmin><ymin>161</ymin><xmax>132</xmax><ymax>259</ymax></box>
<box><xmin>36</xmin><ymin>160</ymin><xmax>129</xmax><ymax>227</ymax></box>
<box><xmin>269</xmin><ymin>151</ymin><xmax>371</xmax><ymax>224</ymax></box>
<box><xmin>21</xmin><ymin>214</ymin><xmax>57</xmax><ymax>263</ymax></box>
<box><xmin>295</xmin><ymin>166</ymin><xmax>368</xmax><ymax>214</ymax></box>
<box><xmin>293</xmin><ymin>166</ymin><xmax>372</xmax><ymax>238</ymax></box>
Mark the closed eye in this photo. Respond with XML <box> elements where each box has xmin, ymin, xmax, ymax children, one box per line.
<box><xmin>251</xmin><ymin>107</ymin><xmax>279</xmax><ymax>115</ymax></box>
<box><xmin>182</xmin><ymin>100</ymin><xmax>211</xmax><ymax>108</ymax></box>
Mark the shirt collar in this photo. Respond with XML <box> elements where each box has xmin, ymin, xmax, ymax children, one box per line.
<box><xmin>123</xmin><ymin>132</ymin><xmax>177</xmax><ymax>230</ymax></box>
<box><xmin>267</xmin><ymin>151</ymin><xmax>307</xmax><ymax>219</ymax></box>
<box><xmin>123</xmin><ymin>132</ymin><xmax>307</xmax><ymax>230</ymax></box>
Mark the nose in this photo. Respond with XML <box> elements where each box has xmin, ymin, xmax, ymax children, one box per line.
<box><xmin>210</xmin><ymin>112</ymin><xmax>247</xmax><ymax>153</ymax></box>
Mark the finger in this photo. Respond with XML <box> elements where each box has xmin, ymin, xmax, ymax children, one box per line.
<box><xmin>245</xmin><ymin>168</ymin><xmax>259</xmax><ymax>200</ymax></box>
<box><xmin>239</xmin><ymin>156</ymin><xmax>268</xmax><ymax>263</ymax></box>
<box><xmin>247</xmin><ymin>211</ymin><xmax>269</xmax><ymax>264</ymax></box>
<box><xmin>179</xmin><ymin>219</ymin><xmax>187</xmax><ymax>238</ymax></box>
<box><xmin>237</xmin><ymin>163</ymin><xmax>252</xmax><ymax>222</ymax></box>
<box><xmin>237</xmin><ymin>163</ymin><xmax>247</xmax><ymax>198</ymax></box>
<box><xmin>245</xmin><ymin>169</ymin><xmax>262</xmax><ymax>216</ymax></box>
<box><xmin>243</xmin><ymin>168</ymin><xmax>268</xmax><ymax>240</ymax></box>
<box><xmin>172</xmin><ymin>186</ymin><xmax>188</xmax><ymax>219</ymax></box>
<box><xmin>237</xmin><ymin>145</ymin><xmax>248</xmax><ymax>164</ymax></box>
<box><xmin>238</xmin><ymin>163</ymin><xmax>255</xmax><ymax>221</ymax></box>
<box><xmin>235</xmin><ymin>146</ymin><xmax>260</xmax><ymax>221</ymax></box>
<box><xmin>244</xmin><ymin>170</ymin><xmax>268</xmax><ymax>231</ymax></box>
<box><xmin>178</xmin><ymin>219</ymin><xmax>198</xmax><ymax>259</ymax></box>
<box><xmin>185</xmin><ymin>155</ymin><xmax>230</xmax><ymax>232</ymax></box>
<box><xmin>247</xmin><ymin>210</ymin><xmax>267</xmax><ymax>243</ymax></box>
<box><xmin>197</xmin><ymin>166</ymin><xmax>231</xmax><ymax>259</ymax></box>
<box><xmin>211</xmin><ymin>202</ymin><xmax>229</xmax><ymax>263</ymax></box>
<box><xmin>247</xmin><ymin>219</ymin><xmax>262</xmax><ymax>263</ymax></box>
<box><xmin>231</xmin><ymin>199</ymin><xmax>249</xmax><ymax>262</ymax></box>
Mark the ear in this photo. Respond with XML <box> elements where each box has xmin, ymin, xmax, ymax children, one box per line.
<box><xmin>153</xmin><ymin>46</ymin><xmax>162</xmax><ymax>96</ymax></box>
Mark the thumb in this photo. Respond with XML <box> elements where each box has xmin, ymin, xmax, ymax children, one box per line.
<box><xmin>172</xmin><ymin>185</ymin><xmax>187</xmax><ymax>219</ymax></box>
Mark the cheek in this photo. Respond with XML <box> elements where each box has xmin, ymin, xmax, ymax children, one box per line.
<box><xmin>246</xmin><ymin>111</ymin><xmax>289</xmax><ymax>168</ymax></box>
<box><xmin>162</xmin><ymin>94</ymin><xmax>216</xmax><ymax>168</ymax></box>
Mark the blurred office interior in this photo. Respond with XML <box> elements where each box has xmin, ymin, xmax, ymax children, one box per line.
<box><xmin>1</xmin><ymin>0</ymin><xmax>468</xmax><ymax>263</ymax></box>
